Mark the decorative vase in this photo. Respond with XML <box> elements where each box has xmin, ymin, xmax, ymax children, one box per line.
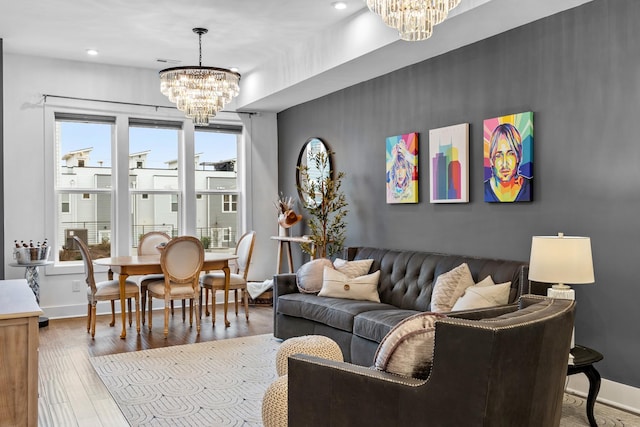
<box><xmin>279</xmin><ymin>225</ymin><xmax>289</xmax><ymax>237</ymax></box>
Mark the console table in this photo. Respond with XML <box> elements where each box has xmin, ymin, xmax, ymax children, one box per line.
<box><xmin>271</xmin><ymin>235</ymin><xmax>315</xmax><ymax>274</ymax></box>
<box><xmin>0</xmin><ymin>279</ymin><xmax>42</xmax><ymax>427</ymax></box>
<box><xmin>568</xmin><ymin>345</ymin><xmax>604</xmax><ymax>427</ymax></box>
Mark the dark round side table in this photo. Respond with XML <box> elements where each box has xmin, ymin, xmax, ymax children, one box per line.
<box><xmin>568</xmin><ymin>345</ymin><xmax>604</xmax><ymax>427</ymax></box>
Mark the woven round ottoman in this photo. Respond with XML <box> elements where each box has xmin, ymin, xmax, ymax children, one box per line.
<box><xmin>275</xmin><ymin>335</ymin><xmax>343</xmax><ymax>376</ymax></box>
<box><xmin>262</xmin><ymin>374</ymin><xmax>288</xmax><ymax>427</ymax></box>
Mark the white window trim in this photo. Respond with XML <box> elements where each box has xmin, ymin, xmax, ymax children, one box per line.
<box><xmin>43</xmin><ymin>98</ymin><xmax>245</xmax><ymax>276</ymax></box>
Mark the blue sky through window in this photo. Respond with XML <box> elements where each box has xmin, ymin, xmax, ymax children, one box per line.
<box><xmin>59</xmin><ymin>122</ymin><xmax>237</xmax><ymax>168</ymax></box>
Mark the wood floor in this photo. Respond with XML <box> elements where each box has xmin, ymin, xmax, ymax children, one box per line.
<box><xmin>37</xmin><ymin>304</ymin><xmax>274</xmax><ymax>427</ymax></box>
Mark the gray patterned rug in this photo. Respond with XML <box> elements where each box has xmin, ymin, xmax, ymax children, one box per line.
<box><xmin>91</xmin><ymin>334</ymin><xmax>639</xmax><ymax>426</ymax></box>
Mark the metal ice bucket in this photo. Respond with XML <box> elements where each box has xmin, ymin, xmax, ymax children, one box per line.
<box><xmin>13</xmin><ymin>246</ymin><xmax>51</xmax><ymax>265</ymax></box>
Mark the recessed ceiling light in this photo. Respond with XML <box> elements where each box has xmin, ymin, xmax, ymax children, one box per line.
<box><xmin>86</xmin><ymin>49</ymin><xmax>98</xmax><ymax>56</ymax></box>
<box><xmin>230</xmin><ymin>67</ymin><xmax>239</xmax><ymax>73</ymax></box>
<box><xmin>332</xmin><ymin>2</ymin><xmax>347</xmax><ymax>10</ymax></box>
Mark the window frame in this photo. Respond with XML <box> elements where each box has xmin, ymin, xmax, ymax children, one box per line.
<box><xmin>43</xmin><ymin>100</ymin><xmax>246</xmax><ymax>275</ymax></box>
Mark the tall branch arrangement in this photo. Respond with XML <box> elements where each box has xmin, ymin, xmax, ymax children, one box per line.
<box><xmin>297</xmin><ymin>150</ymin><xmax>348</xmax><ymax>258</ymax></box>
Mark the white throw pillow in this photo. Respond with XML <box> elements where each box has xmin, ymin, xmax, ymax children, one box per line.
<box><xmin>475</xmin><ymin>276</ymin><xmax>495</xmax><ymax>287</ymax></box>
<box><xmin>296</xmin><ymin>258</ymin><xmax>334</xmax><ymax>294</ymax></box>
<box><xmin>451</xmin><ymin>281</ymin><xmax>512</xmax><ymax>311</ymax></box>
<box><xmin>318</xmin><ymin>267</ymin><xmax>381</xmax><ymax>302</ymax></box>
<box><xmin>430</xmin><ymin>263</ymin><xmax>475</xmax><ymax>312</ymax></box>
<box><xmin>333</xmin><ymin>258</ymin><xmax>374</xmax><ymax>278</ymax></box>
<box><xmin>374</xmin><ymin>312</ymin><xmax>447</xmax><ymax>379</ymax></box>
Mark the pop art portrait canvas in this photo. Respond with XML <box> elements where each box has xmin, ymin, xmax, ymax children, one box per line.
<box><xmin>483</xmin><ymin>112</ymin><xmax>533</xmax><ymax>202</ymax></box>
<box><xmin>429</xmin><ymin>123</ymin><xmax>469</xmax><ymax>203</ymax></box>
<box><xmin>386</xmin><ymin>132</ymin><xmax>418</xmax><ymax>204</ymax></box>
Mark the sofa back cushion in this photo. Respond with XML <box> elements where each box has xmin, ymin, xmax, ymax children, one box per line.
<box><xmin>345</xmin><ymin>247</ymin><xmax>528</xmax><ymax>312</ymax></box>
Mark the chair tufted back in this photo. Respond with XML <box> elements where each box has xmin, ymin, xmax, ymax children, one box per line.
<box><xmin>345</xmin><ymin>247</ymin><xmax>528</xmax><ymax>311</ymax></box>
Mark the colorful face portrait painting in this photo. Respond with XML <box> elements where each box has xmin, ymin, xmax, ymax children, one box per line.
<box><xmin>429</xmin><ymin>123</ymin><xmax>469</xmax><ymax>203</ymax></box>
<box><xmin>483</xmin><ymin>112</ymin><xmax>533</xmax><ymax>202</ymax></box>
<box><xmin>386</xmin><ymin>132</ymin><xmax>418</xmax><ymax>204</ymax></box>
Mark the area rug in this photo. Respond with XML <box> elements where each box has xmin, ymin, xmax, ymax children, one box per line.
<box><xmin>90</xmin><ymin>334</ymin><xmax>280</xmax><ymax>426</ymax></box>
<box><xmin>91</xmin><ymin>334</ymin><xmax>640</xmax><ymax>426</ymax></box>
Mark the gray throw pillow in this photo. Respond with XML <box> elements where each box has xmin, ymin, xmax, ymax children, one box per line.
<box><xmin>296</xmin><ymin>258</ymin><xmax>334</xmax><ymax>293</ymax></box>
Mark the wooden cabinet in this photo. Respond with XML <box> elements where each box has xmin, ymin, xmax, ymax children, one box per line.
<box><xmin>0</xmin><ymin>279</ymin><xmax>42</xmax><ymax>427</ymax></box>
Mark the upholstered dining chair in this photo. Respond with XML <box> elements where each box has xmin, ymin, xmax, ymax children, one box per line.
<box><xmin>74</xmin><ymin>235</ymin><xmax>140</xmax><ymax>338</ymax></box>
<box><xmin>147</xmin><ymin>235</ymin><xmax>204</xmax><ymax>338</ymax></box>
<box><xmin>137</xmin><ymin>231</ymin><xmax>171</xmax><ymax>325</ymax></box>
<box><xmin>200</xmin><ymin>231</ymin><xmax>256</xmax><ymax>325</ymax></box>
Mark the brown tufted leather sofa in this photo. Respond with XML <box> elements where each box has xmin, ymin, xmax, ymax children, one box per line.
<box><xmin>273</xmin><ymin>246</ymin><xmax>531</xmax><ymax>366</ymax></box>
<box><xmin>287</xmin><ymin>295</ymin><xmax>575</xmax><ymax>427</ymax></box>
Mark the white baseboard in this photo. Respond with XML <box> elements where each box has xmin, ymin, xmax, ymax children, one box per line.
<box><xmin>567</xmin><ymin>374</ymin><xmax>640</xmax><ymax>415</ymax></box>
<box><xmin>42</xmin><ymin>297</ymin><xmax>239</xmax><ymax>320</ymax></box>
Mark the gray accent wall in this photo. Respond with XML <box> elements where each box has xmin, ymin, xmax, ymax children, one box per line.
<box><xmin>277</xmin><ymin>0</ymin><xmax>640</xmax><ymax>388</ymax></box>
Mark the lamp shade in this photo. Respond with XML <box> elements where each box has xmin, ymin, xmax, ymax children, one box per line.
<box><xmin>528</xmin><ymin>234</ymin><xmax>595</xmax><ymax>285</ymax></box>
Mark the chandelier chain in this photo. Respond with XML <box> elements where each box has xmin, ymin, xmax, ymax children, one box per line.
<box><xmin>198</xmin><ymin>31</ymin><xmax>202</xmax><ymax>67</ymax></box>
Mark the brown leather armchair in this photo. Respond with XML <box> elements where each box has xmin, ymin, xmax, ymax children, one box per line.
<box><xmin>287</xmin><ymin>295</ymin><xmax>575</xmax><ymax>427</ymax></box>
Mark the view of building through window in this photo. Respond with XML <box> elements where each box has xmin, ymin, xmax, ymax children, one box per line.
<box><xmin>55</xmin><ymin>115</ymin><xmax>240</xmax><ymax>262</ymax></box>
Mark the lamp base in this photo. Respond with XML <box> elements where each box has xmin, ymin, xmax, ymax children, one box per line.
<box><xmin>547</xmin><ymin>286</ymin><xmax>575</xmax><ymax>301</ymax></box>
<box><xmin>547</xmin><ymin>286</ymin><xmax>575</xmax><ymax>361</ymax></box>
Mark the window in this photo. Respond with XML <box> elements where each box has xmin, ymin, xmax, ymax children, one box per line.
<box><xmin>195</xmin><ymin>126</ymin><xmax>241</xmax><ymax>250</ymax></box>
<box><xmin>55</xmin><ymin>114</ymin><xmax>113</xmax><ymax>261</ymax></box>
<box><xmin>49</xmin><ymin>109</ymin><xmax>243</xmax><ymax>263</ymax></box>
<box><xmin>129</xmin><ymin>120</ymin><xmax>180</xmax><ymax>253</ymax></box>
<box><xmin>222</xmin><ymin>194</ymin><xmax>238</xmax><ymax>212</ymax></box>
<box><xmin>61</xmin><ymin>194</ymin><xmax>70</xmax><ymax>213</ymax></box>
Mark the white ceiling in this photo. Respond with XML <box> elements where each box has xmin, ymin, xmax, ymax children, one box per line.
<box><xmin>0</xmin><ymin>0</ymin><xmax>593</xmax><ymax>113</ymax></box>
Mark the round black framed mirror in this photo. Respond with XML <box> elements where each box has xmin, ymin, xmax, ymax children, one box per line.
<box><xmin>296</xmin><ymin>137</ymin><xmax>332</xmax><ymax>208</ymax></box>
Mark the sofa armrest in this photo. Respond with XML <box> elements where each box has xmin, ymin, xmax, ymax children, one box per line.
<box><xmin>273</xmin><ymin>273</ymin><xmax>299</xmax><ymax>298</ymax></box>
<box><xmin>447</xmin><ymin>303</ymin><xmax>518</xmax><ymax>321</ymax></box>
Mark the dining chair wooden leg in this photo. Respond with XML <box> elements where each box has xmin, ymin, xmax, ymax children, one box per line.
<box><xmin>189</xmin><ymin>299</ymin><xmax>193</xmax><ymax>327</ymax></box>
<box><xmin>171</xmin><ymin>300</ymin><xmax>174</xmax><ymax>316</ymax></box>
<box><xmin>141</xmin><ymin>285</ymin><xmax>147</xmax><ymax>325</ymax></box>
<box><xmin>148</xmin><ymin>298</ymin><xmax>153</xmax><ymax>330</ymax></box>
<box><xmin>195</xmin><ymin>299</ymin><xmax>201</xmax><ymax>335</ymax></box>
<box><xmin>205</xmin><ymin>289</ymin><xmax>210</xmax><ymax>316</ymax></box>
<box><xmin>243</xmin><ymin>289</ymin><xmax>249</xmax><ymax>321</ymax></box>
<box><xmin>135</xmin><ymin>295</ymin><xmax>141</xmax><ymax>334</ymax></box>
<box><xmin>163</xmin><ymin>301</ymin><xmax>170</xmax><ymax>338</ymax></box>
<box><xmin>234</xmin><ymin>289</ymin><xmax>239</xmax><ymax>316</ymax></box>
<box><xmin>110</xmin><ymin>300</ymin><xmax>116</xmax><ymax>327</ymax></box>
<box><xmin>211</xmin><ymin>291</ymin><xmax>217</xmax><ymax>326</ymax></box>
<box><xmin>182</xmin><ymin>299</ymin><xmax>186</xmax><ymax>321</ymax></box>
<box><xmin>91</xmin><ymin>303</ymin><xmax>97</xmax><ymax>338</ymax></box>
<box><xmin>86</xmin><ymin>303</ymin><xmax>91</xmax><ymax>333</ymax></box>
<box><xmin>128</xmin><ymin>298</ymin><xmax>133</xmax><ymax>326</ymax></box>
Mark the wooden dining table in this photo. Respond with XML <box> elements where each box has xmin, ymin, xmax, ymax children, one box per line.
<box><xmin>94</xmin><ymin>252</ymin><xmax>238</xmax><ymax>338</ymax></box>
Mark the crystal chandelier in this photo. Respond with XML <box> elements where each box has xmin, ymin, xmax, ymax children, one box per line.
<box><xmin>159</xmin><ymin>28</ymin><xmax>241</xmax><ymax>125</ymax></box>
<box><xmin>365</xmin><ymin>0</ymin><xmax>462</xmax><ymax>41</ymax></box>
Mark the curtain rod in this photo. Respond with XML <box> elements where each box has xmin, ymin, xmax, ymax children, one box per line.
<box><xmin>41</xmin><ymin>94</ymin><xmax>256</xmax><ymax>115</ymax></box>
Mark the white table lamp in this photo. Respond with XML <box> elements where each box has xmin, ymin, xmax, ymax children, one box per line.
<box><xmin>528</xmin><ymin>232</ymin><xmax>595</xmax><ymax>351</ymax></box>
